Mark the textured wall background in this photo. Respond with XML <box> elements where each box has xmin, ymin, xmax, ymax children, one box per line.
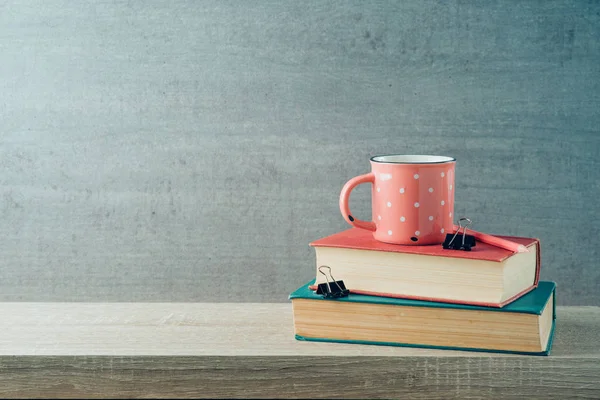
<box><xmin>1</xmin><ymin>0</ymin><xmax>598</xmax><ymax>304</ymax></box>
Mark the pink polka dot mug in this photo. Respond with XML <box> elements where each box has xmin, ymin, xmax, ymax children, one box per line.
<box><xmin>340</xmin><ymin>155</ymin><xmax>456</xmax><ymax>245</ymax></box>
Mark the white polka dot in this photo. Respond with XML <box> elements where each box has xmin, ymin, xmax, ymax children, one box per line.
<box><xmin>428</xmin><ymin>215</ymin><xmax>433</xmax><ymax>221</ymax></box>
<box><xmin>377</xmin><ymin>215</ymin><xmax>381</xmax><ymax>220</ymax></box>
<box><xmin>388</xmin><ymin>230</ymin><xmax>393</xmax><ymax>235</ymax></box>
<box><xmin>428</xmin><ymin>187</ymin><xmax>433</xmax><ymax>193</ymax></box>
<box><xmin>449</xmin><ymin>212</ymin><xmax>452</xmax><ymax>217</ymax></box>
<box><xmin>377</xmin><ymin>187</ymin><xmax>380</xmax><ymax>192</ymax></box>
<box><xmin>399</xmin><ymin>188</ymin><xmax>405</xmax><ymax>193</ymax></box>
<box><xmin>415</xmin><ymin>230</ymin><xmax>420</xmax><ymax>236</ymax></box>
<box><xmin>441</xmin><ymin>172</ymin><xmax>445</xmax><ymax>177</ymax></box>
<box><xmin>441</xmin><ymin>228</ymin><xmax>445</xmax><ymax>234</ymax></box>
<box><xmin>413</xmin><ymin>174</ymin><xmax>419</xmax><ymax>179</ymax></box>
<box><xmin>387</xmin><ymin>202</ymin><xmax>392</xmax><ymax>207</ymax></box>
<box><xmin>400</xmin><ymin>216</ymin><xmax>405</xmax><ymax>222</ymax></box>
<box><xmin>414</xmin><ymin>202</ymin><xmax>420</xmax><ymax>208</ymax></box>
<box><xmin>441</xmin><ymin>200</ymin><xmax>445</xmax><ymax>205</ymax></box>
<box><xmin>449</xmin><ymin>184</ymin><xmax>453</xmax><ymax>190</ymax></box>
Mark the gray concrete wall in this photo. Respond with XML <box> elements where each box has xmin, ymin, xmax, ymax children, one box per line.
<box><xmin>1</xmin><ymin>0</ymin><xmax>598</xmax><ymax>304</ymax></box>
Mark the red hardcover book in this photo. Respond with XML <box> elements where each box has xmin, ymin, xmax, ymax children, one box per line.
<box><xmin>308</xmin><ymin>228</ymin><xmax>541</xmax><ymax>307</ymax></box>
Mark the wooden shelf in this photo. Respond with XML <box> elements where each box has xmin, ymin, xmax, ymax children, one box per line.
<box><xmin>0</xmin><ymin>303</ymin><xmax>597</xmax><ymax>398</ymax></box>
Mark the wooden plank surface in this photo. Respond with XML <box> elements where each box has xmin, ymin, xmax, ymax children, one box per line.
<box><xmin>0</xmin><ymin>303</ymin><xmax>598</xmax><ymax>398</ymax></box>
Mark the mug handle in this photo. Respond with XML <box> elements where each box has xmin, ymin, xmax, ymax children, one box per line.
<box><xmin>339</xmin><ymin>172</ymin><xmax>376</xmax><ymax>232</ymax></box>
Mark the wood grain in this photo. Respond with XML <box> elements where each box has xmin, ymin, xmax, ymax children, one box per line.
<box><xmin>0</xmin><ymin>303</ymin><xmax>597</xmax><ymax>398</ymax></box>
<box><xmin>1</xmin><ymin>356</ymin><xmax>598</xmax><ymax>399</ymax></box>
<box><xmin>0</xmin><ymin>0</ymin><xmax>599</xmax><ymax>304</ymax></box>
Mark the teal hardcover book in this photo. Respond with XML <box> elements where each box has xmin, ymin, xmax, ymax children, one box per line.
<box><xmin>290</xmin><ymin>280</ymin><xmax>556</xmax><ymax>355</ymax></box>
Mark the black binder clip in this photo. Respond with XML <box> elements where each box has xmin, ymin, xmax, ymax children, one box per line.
<box><xmin>315</xmin><ymin>266</ymin><xmax>349</xmax><ymax>299</ymax></box>
<box><xmin>442</xmin><ymin>217</ymin><xmax>476</xmax><ymax>251</ymax></box>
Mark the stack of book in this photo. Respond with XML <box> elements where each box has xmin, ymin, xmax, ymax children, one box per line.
<box><xmin>290</xmin><ymin>228</ymin><xmax>556</xmax><ymax>355</ymax></box>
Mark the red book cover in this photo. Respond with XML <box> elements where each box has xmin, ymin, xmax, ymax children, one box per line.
<box><xmin>308</xmin><ymin>228</ymin><xmax>541</xmax><ymax>307</ymax></box>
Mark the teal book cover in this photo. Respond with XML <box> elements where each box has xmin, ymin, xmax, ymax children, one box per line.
<box><xmin>290</xmin><ymin>280</ymin><xmax>556</xmax><ymax>356</ymax></box>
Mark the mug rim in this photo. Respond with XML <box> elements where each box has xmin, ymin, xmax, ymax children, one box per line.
<box><xmin>370</xmin><ymin>154</ymin><xmax>456</xmax><ymax>164</ymax></box>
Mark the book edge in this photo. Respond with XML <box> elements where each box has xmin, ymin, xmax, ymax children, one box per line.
<box><xmin>291</xmin><ymin>281</ymin><xmax>557</xmax><ymax>315</ymax></box>
<box><xmin>544</xmin><ymin>282</ymin><xmax>557</xmax><ymax>355</ymax></box>
<box><xmin>306</xmin><ymin>285</ymin><xmax>505</xmax><ymax>308</ymax></box>
<box><xmin>306</xmin><ymin>238</ymin><xmax>542</xmax><ymax>308</ymax></box>
<box><xmin>294</xmin><ymin>334</ymin><xmax>551</xmax><ymax>356</ymax></box>
<box><xmin>309</xmin><ymin>228</ymin><xmax>541</xmax><ymax>263</ymax></box>
<box><xmin>291</xmin><ymin>283</ymin><xmax>557</xmax><ymax>356</ymax></box>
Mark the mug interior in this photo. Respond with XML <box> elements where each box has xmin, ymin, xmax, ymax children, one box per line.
<box><xmin>370</xmin><ymin>155</ymin><xmax>455</xmax><ymax>164</ymax></box>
